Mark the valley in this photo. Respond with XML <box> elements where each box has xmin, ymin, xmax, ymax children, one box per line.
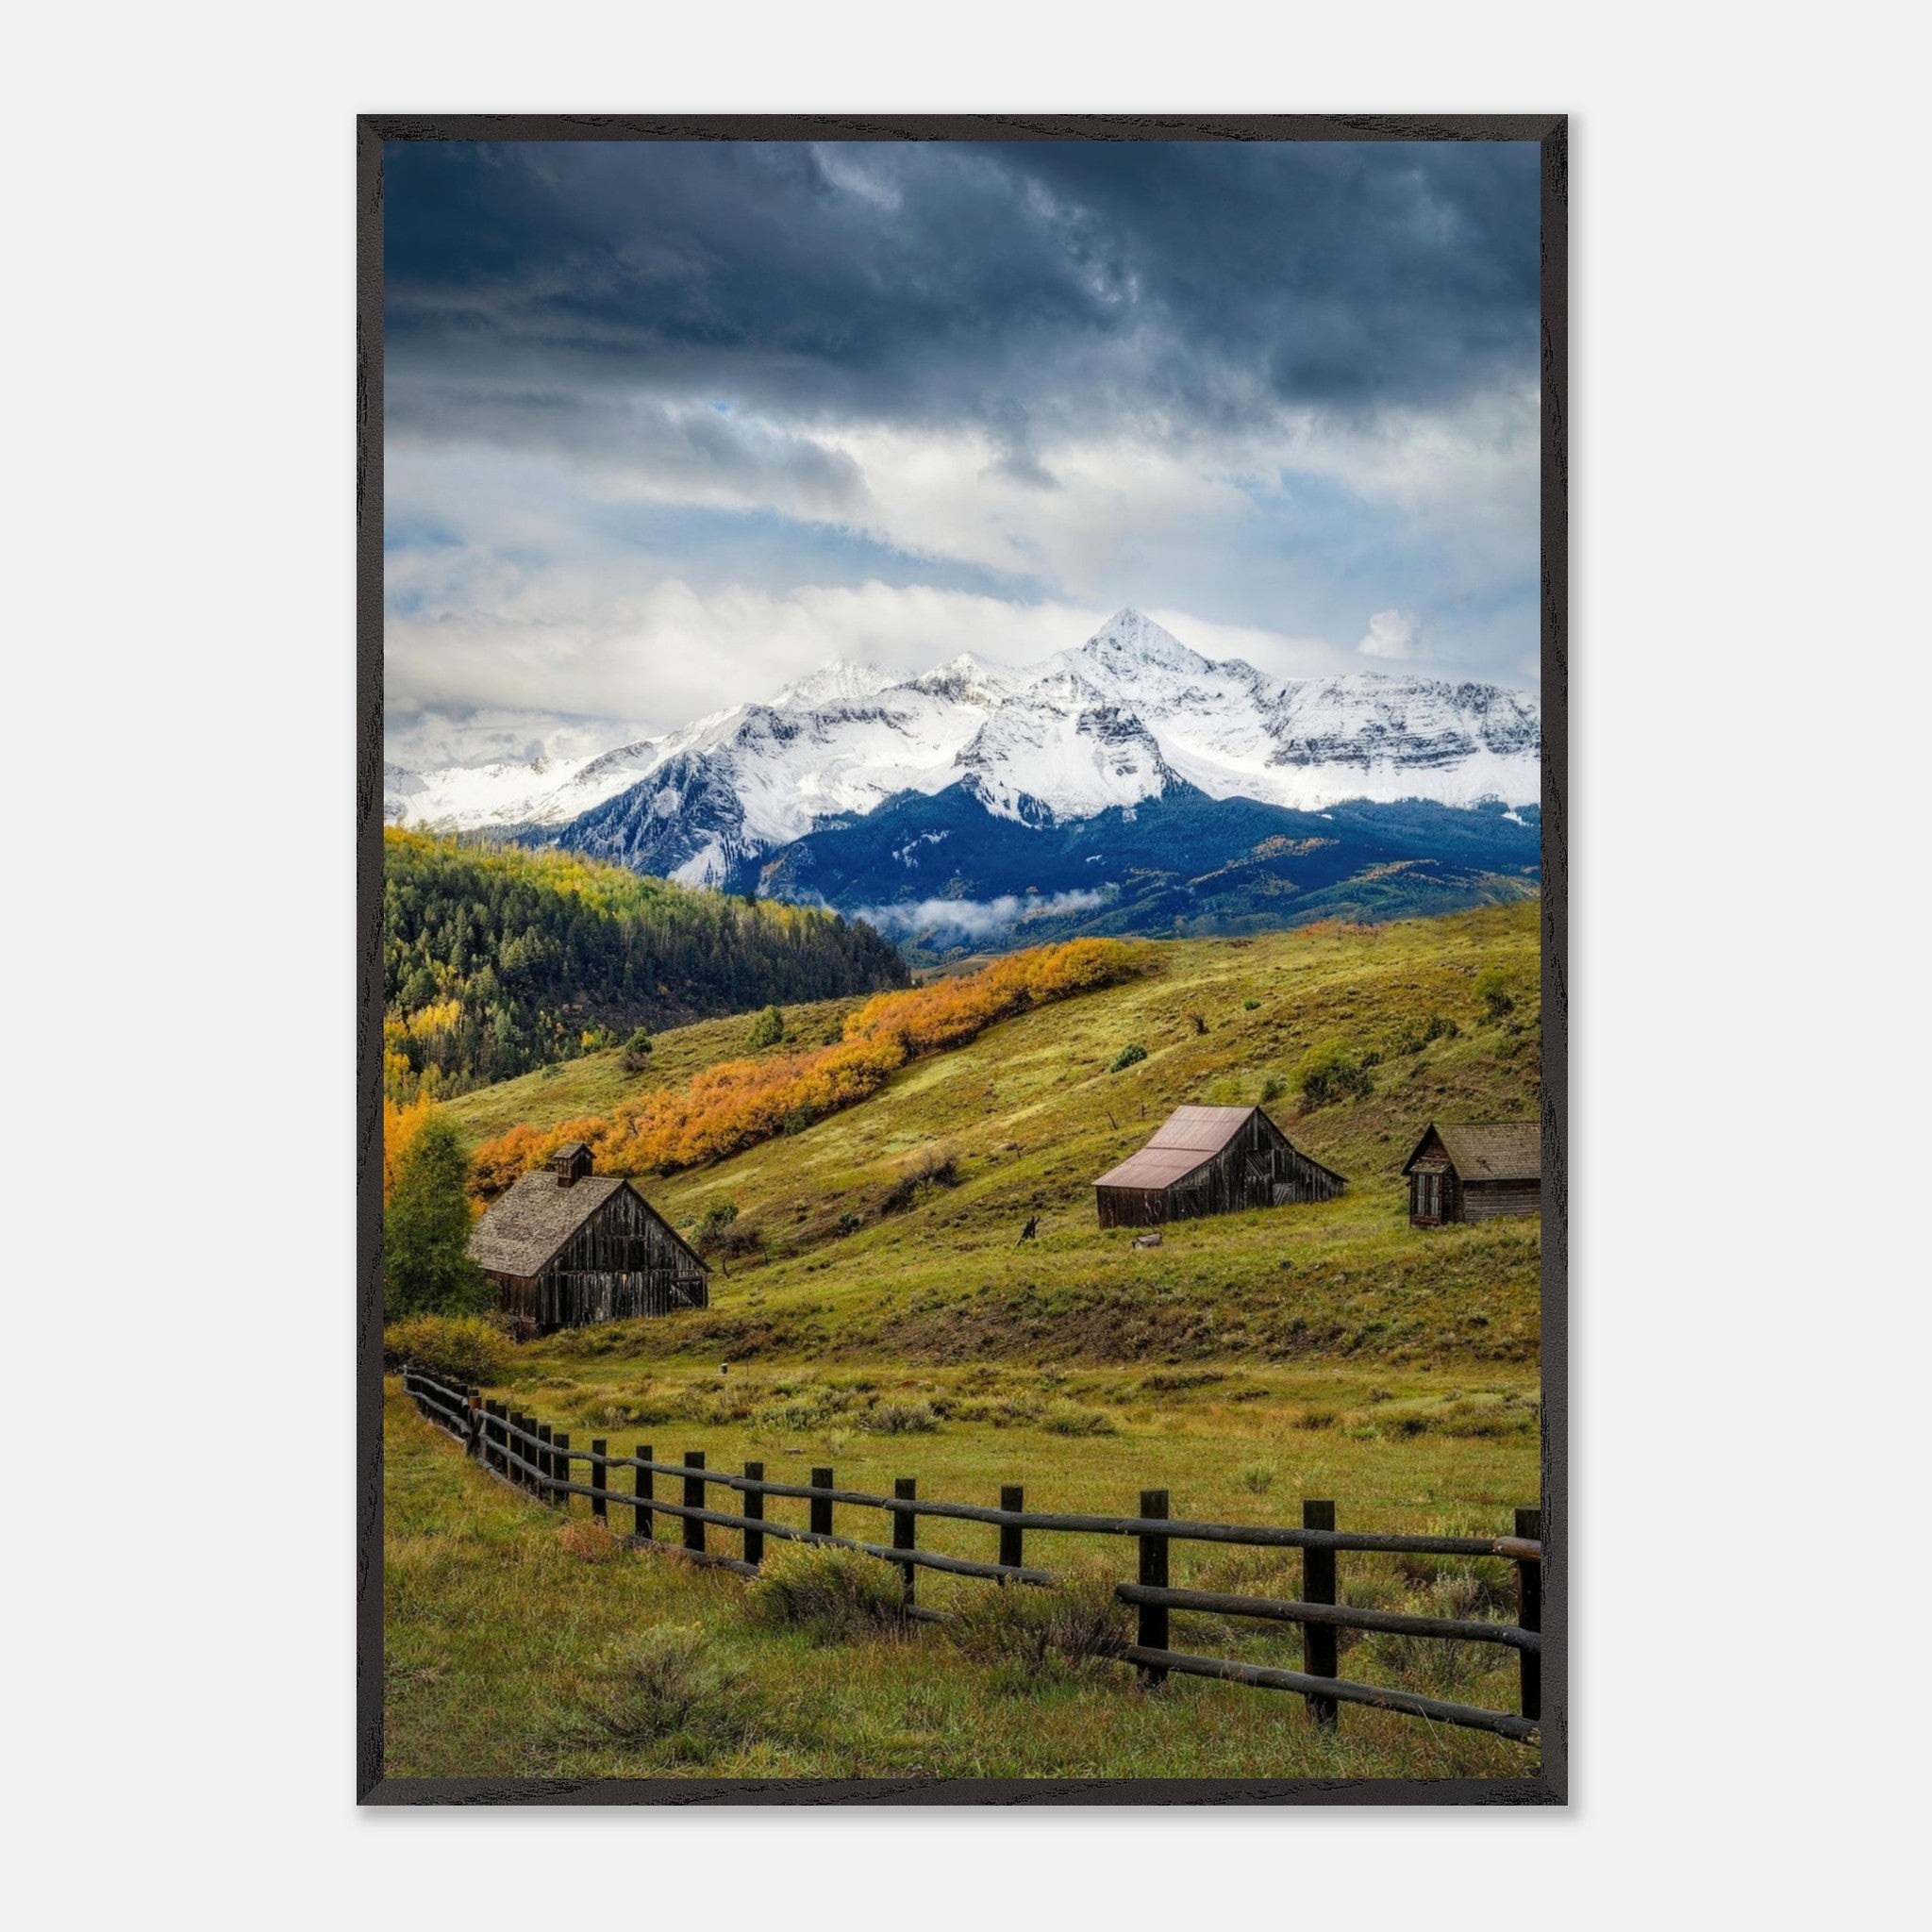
<box><xmin>443</xmin><ymin>900</ymin><xmax>1543</xmax><ymax>1372</ymax></box>
<box><xmin>397</xmin><ymin>893</ymin><xmax>1545</xmax><ymax>1782</ymax></box>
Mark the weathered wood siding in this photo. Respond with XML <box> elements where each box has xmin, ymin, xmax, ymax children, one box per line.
<box><xmin>1407</xmin><ymin>1143</ymin><xmax>1458</xmax><ymax>1226</ymax></box>
<box><xmin>1460</xmin><ymin>1179</ymin><xmax>1541</xmax><ymax>1223</ymax></box>
<box><xmin>1096</xmin><ymin>1114</ymin><xmax>1344</xmax><ymax>1228</ymax></box>
<box><xmin>490</xmin><ymin>1185</ymin><xmax>708</xmax><ymax>1332</ymax></box>
<box><xmin>1407</xmin><ymin>1130</ymin><xmax>1540</xmax><ymax>1225</ymax></box>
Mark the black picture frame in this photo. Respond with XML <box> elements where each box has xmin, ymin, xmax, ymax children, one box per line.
<box><xmin>357</xmin><ymin>111</ymin><xmax>1568</xmax><ymax>1807</ymax></box>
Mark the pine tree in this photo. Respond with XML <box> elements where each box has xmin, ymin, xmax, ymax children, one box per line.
<box><xmin>383</xmin><ymin>1113</ymin><xmax>489</xmax><ymax>1316</ymax></box>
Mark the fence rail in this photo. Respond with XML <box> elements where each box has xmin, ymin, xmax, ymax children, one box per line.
<box><xmin>401</xmin><ymin>1365</ymin><xmax>1542</xmax><ymax>1746</ymax></box>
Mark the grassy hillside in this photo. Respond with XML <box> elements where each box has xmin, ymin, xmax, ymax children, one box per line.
<box><xmin>448</xmin><ymin>900</ymin><xmax>1542</xmax><ymax>1373</ymax></box>
<box><xmin>441</xmin><ymin>991</ymin><xmax>878</xmax><ymax>1143</ymax></box>
<box><xmin>398</xmin><ymin>901</ymin><xmax>1545</xmax><ymax>1781</ymax></box>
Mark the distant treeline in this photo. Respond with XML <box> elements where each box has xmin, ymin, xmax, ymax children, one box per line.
<box><xmin>382</xmin><ymin>830</ymin><xmax>909</xmax><ymax>1098</ymax></box>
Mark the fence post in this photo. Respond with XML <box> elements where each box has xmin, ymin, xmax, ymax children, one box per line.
<box><xmin>514</xmin><ymin>1413</ymin><xmax>534</xmax><ymax>1491</ymax></box>
<box><xmin>683</xmin><ymin>1451</ymin><xmax>707</xmax><ymax>1556</ymax></box>
<box><xmin>553</xmin><ymin>1433</ymin><xmax>571</xmax><ymax>1514</ymax></box>
<box><xmin>810</xmin><ymin>1467</ymin><xmax>834</xmax><ymax>1539</ymax></box>
<box><xmin>1516</xmin><ymin>1506</ymin><xmax>1543</xmax><ymax>1723</ymax></box>
<box><xmin>743</xmin><ymin>1462</ymin><xmax>765</xmax><ymax>1567</ymax></box>
<box><xmin>894</xmin><ymin>1477</ymin><xmax>918</xmax><ymax>1608</ymax></box>
<box><xmin>1137</xmin><ymin>1489</ymin><xmax>1170</xmax><ymax>1686</ymax></box>
<box><xmin>1303</xmin><ymin>1499</ymin><xmax>1339</xmax><ymax>1730</ymax></box>
<box><xmin>591</xmin><ymin>1440</ymin><xmax>608</xmax><ymax>1524</ymax></box>
<box><xmin>536</xmin><ymin>1423</ymin><xmax>554</xmax><ymax>1503</ymax></box>
<box><xmin>999</xmin><ymin>1485</ymin><xmax>1024</xmax><ymax>1580</ymax></box>
<box><xmin>634</xmin><ymin>1446</ymin><xmax>655</xmax><ymax>1541</ymax></box>
<box><xmin>482</xmin><ymin>1400</ymin><xmax>498</xmax><ymax>1472</ymax></box>
<box><xmin>466</xmin><ymin>1391</ymin><xmax>483</xmax><ymax>1459</ymax></box>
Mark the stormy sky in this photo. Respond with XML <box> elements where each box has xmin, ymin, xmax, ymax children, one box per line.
<box><xmin>383</xmin><ymin>139</ymin><xmax>1542</xmax><ymax>771</ymax></box>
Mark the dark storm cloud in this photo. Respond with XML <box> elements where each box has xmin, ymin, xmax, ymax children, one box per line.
<box><xmin>386</xmin><ymin>381</ymin><xmax>866</xmax><ymax>509</ymax></box>
<box><xmin>383</xmin><ymin>140</ymin><xmax>1539</xmax><ymax>449</ymax></box>
<box><xmin>382</xmin><ymin>139</ymin><xmax>1543</xmax><ymax>766</ymax></box>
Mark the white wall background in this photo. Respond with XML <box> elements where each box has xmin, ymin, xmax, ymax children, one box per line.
<box><xmin>6</xmin><ymin>5</ymin><xmax>1925</xmax><ymax>1926</ymax></box>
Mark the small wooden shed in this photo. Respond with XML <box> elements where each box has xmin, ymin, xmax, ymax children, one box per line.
<box><xmin>470</xmin><ymin>1142</ymin><xmax>708</xmax><ymax>1333</ymax></box>
<box><xmin>1402</xmin><ymin>1122</ymin><xmax>1541</xmax><ymax>1226</ymax></box>
<box><xmin>1092</xmin><ymin>1104</ymin><xmax>1346</xmax><ymax>1228</ymax></box>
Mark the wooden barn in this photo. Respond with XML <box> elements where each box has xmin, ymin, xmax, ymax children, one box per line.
<box><xmin>1092</xmin><ymin>1105</ymin><xmax>1346</xmax><ymax>1229</ymax></box>
<box><xmin>469</xmin><ymin>1142</ymin><xmax>708</xmax><ymax>1333</ymax></box>
<box><xmin>1402</xmin><ymin>1122</ymin><xmax>1541</xmax><ymax>1226</ymax></box>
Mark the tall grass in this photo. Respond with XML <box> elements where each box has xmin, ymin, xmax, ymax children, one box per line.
<box><xmin>384</xmin><ymin>1383</ymin><xmax>1538</xmax><ymax>1780</ymax></box>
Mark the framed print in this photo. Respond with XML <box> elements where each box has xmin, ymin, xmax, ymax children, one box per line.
<box><xmin>358</xmin><ymin>112</ymin><xmax>1567</xmax><ymax>1806</ymax></box>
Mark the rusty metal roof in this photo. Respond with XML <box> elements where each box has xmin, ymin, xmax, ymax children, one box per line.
<box><xmin>1144</xmin><ymin>1105</ymin><xmax>1265</xmax><ymax>1153</ymax></box>
<box><xmin>1091</xmin><ymin>1145</ymin><xmax>1217</xmax><ymax>1191</ymax></box>
<box><xmin>1403</xmin><ymin>1122</ymin><xmax>1540</xmax><ymax>1183</ymax></box>
<box><xmin>1093</xmin><ymin>1104</ymin><xmax>1264</xmax><ymax>1191</ymax></box>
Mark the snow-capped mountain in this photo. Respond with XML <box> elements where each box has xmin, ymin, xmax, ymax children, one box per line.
<box><xmin>385</xmin><ymin>610</ymin><xmax>1540</xmax><ymax>886</ymax></box>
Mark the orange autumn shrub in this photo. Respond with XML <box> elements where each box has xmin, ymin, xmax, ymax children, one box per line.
<box><xmin>468</xmin><ymin>937</ymin><xmax>1143</xmax><ymax>1195</ymax></box>
<box><xmin>466</xmin><ymin>1121</ymin><xmax>546</xmax><ymax>1200</ymax></box>
<box><xmin>468</xmin><ymin>1115</ymin><xmax>608</xmax><ymax>1203</ymax></box>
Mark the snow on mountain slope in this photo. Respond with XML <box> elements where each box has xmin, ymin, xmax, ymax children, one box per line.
<box><xmin>772</xmin><ymin>658</ymin><xmax>900</xmax><ymax>708</ymax></box>
<box><xmin>384</xmin><ymin>609</ymin><xmax>1540</xmax><ymax>854</ymax></box>
<box><xmin>957</xmin><ymin>677</ymin><xmax>1181</xmax><ymax>824</ymax></box>
<box><xmin>379</xmin><ymin>747</ymin><xmax>662</xmax><ymax>829</ymax></box>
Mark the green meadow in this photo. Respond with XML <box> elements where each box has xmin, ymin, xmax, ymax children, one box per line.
<box><xmin>392</xmin><ymin>901</ymin><xmax>1546</xmax><ymax>1779</ymax></box>
<box><xmin>384</xmin><ymin>1382</ymin><xmax>1537</xmax><ymax>1780</ymax></box>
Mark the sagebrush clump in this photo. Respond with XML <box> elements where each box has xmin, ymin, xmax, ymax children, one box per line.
<box><xmin>382</xmin><ymin>1313</ymin><xmax>511</xmax><ymax>1384</ymax></box>
<box><xmin>1039</xmin><ymin>1405</ymin><xmax>1118</xmax><ymax>1437</ymax></box>
<box><xmin>860</xmin><ymin>1398</ymin><xmax>940</xmax><ymax>1435</ymax></box>
<box><xmin>566</xmin><ymin>1624</ymin><xmax>757</xmax><ymax>1759</ymax></box>
<box><xmin>745</xmin><ymin>1546</ymin><xmax>911</xmax><ymax>1642</ymax></box>
<box><xmin>946</xmin><ymin>1568</ymin><xmax>1133</xmax><ymax>1683</ymax></box>
<box><xmin>1291</xmin><ymin>1039</ymin><xmax>1375</xmax><ymax>1109</ymax></box>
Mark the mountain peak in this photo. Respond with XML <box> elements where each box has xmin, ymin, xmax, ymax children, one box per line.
<box><xmin>773</xmin><ymin>658</ymin><xmax>897</xmax><ymax>709</ymax></box>
<box><xmin>387</xmin><ymin>606</ymin><xmax>1540</xmax><ymax>842</ymax></box>
<box><xmin>1079</xmin><ymin>608</ymin><xmax>1203</xmax><ymax>672</ymax></box>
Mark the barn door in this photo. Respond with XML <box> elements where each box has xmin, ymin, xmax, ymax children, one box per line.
<box><xmin>1245</xmin><ymin>1154</ymin><xmax>1272</xmax><ymax>1208</ymax></box>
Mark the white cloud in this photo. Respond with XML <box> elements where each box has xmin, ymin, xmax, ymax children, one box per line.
<box><xmin>383</xmin><ymin>378</ymin><xmax>1539</xmax><ymax>766</ymax></box>
<box><xmin>850</xmin><ymin>890</ymin><xmax>1110</xmax><ymax>941</ymax></box>
<box><xmin>380</xmin><ymin>708</ymin><xmax>647</xmax><ymax>773</ymax></box>
<box><xmin>385</xmin><ymin>575</ymin><xmax>1110</xmax><ymax>750</ymax></box>
<box><xmin>1358</xmin><ymin>608</ymin><xmax>1425</xmax><ymax>660</ymax></box>
<box><xmin>384</xmin><ymin>559</ymin><xmax>1374</xmax><ymax>769</ymax></box>
<box><xmin>816</xmin><ymin>421</ymin><xmax>1253</xmax><ymax>596</ymax></box>
<box><xmin>1274</xmin><ymin>382</ymin><xmax>1541</xmax><ymax>576</ymax></box>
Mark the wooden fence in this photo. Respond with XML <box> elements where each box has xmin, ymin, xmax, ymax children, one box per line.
<box><xmin>401</xmin><ymin>1366</ymin><xmax>1543</xmax><ymax>1745</ymax></box>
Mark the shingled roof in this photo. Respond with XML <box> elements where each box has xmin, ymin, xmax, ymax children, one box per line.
<box><xmin>469</xmin><ymin>1173</ymin><xmax>630</xmax><ymax>1279</ymax></box>
<box><xmin>1403</xmin><ymin>1122</ymin><xmax>1540</xmax><ymax>1183</ymax></box>
<box><xmin>1094</xmin><ymin>1105</ymin><xmax>1278</xmax><ymax>1191</ymax></box>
